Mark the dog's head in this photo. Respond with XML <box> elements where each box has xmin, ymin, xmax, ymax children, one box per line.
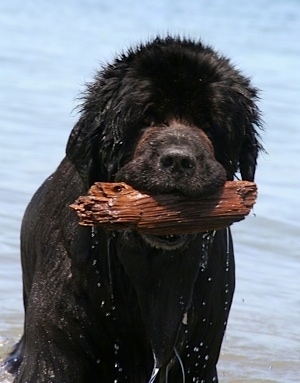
<box><xmin>67</xmin><ymin>36</ymin><xmax>263</xmax><ymax>190</ymax></box>
<box><xmin>66</xmin><ymin>36</ymin><xmax>263</xmax><ymax>253</ymax></box>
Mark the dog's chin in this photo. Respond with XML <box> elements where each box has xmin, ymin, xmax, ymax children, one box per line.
<box><xmin>141</xmin><ymin>233</ymin><xmax>195</xmax><ymax>251</ymax></box>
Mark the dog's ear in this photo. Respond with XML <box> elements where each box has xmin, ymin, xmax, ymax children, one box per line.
<box><xmin>239</xmin><ymin>125</ymin><xmax>261</xmax><ymax>181</ymax></box>
<box><xmin>66</xmin><ymin>116</ymin><xmax>99</xmax><ymax>187</ymax></box>
<box><xmin>238</xmin><ymin>92</ymin><xmax>263</xmax><ymax>182</ymax></box>
<box><xmin>212</xmin><ymin>86</ymin><xmax>263</xmax><ymax>182</ymax></box>
<box><xmin>66</xmin><ymin>111</ymin><xmax>126</xmax><ymax>188</ymax></box>
<box><xmin>211</xmin><ymin>69</ymin><xmax>263</xmax><ymax>182</ymax></box>
<box><xmin>66</xmin><ymin>64</ymin><xmax>133</xmax><ymax>188</ymax></box>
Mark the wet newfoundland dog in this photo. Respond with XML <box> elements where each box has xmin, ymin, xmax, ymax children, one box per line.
<box><xmin>6</xmin><ymin>36</ymin><xmax>262</xmax><ymax>382</ymax></box>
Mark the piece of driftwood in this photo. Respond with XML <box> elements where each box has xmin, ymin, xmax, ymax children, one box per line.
<box><xmin>70</xmin><ymin>181</ymin><xmax>257</xmax><ymax>234</ymax></box>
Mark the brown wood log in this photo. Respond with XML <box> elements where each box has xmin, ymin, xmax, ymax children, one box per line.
<box><xmin>70</xmin><ymin>181</ymin><xmax>257</xmax><ymax>234</ymax></box>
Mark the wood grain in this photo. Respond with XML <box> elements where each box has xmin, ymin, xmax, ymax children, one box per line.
<box><xmin>70</xmin><ymin>181</ymin><xmax>257</xmax><ymax>234</ymax></box>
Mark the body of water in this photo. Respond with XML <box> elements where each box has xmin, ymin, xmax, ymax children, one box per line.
<box><xmin>0</xmin><ymin>0</ymin><xmax>299</xmax><ymax>382</ymax></box>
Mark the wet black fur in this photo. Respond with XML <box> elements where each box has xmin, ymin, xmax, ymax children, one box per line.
<box><xmin>5</xmin><ymin>36</ymin><xmax>263</xmax><ymax>382</ymax></box>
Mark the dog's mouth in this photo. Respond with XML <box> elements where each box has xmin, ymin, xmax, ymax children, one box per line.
<box><xmin>141</xmin><ymin>233</ymin><xmax>192</xmax><ymax>250</ymax></box>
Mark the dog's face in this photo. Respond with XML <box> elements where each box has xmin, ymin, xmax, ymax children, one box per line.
<box><xmin>114</xmin><ymin>120</ymin><xmax>227</xmax><ymax>250</ymax></box>
<box><xmin>115</xmin><ymin>121</ymin><xmax>226</xmax><ymax>197</ymax></box>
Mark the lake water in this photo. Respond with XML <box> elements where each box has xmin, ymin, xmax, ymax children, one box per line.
<box><xmin>0</xmin><ymin>0</ymin><xmax>299</xmax><ymax>382</ymax></box>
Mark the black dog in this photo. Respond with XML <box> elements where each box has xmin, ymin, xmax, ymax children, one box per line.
<box><xmin>5</xmin><ymin>36</ymin><xmax>263</xmax><ymax>382</ymax></box>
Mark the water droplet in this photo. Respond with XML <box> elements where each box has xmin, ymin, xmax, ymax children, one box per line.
<box><xmin>193</xmin><ymin>346</ymin><xmax>199</xmax><ymax>352</ymax></box>
<box><xmin>204</xmin><ymin>354</ymin><xmax>209</xmax><ymax>360</ymax></box>
<box><xmin>97</xmin><ymin>282</ymin><xmax>101</xmax><ymax>288</ymax></box>
<box><xmin>182</xmin><ymin>312</ymin><xmax>188</xmax><ymax>325</ymax></box>
<box><xmin>96</xmin><ymin>359</ymin><xmax>101</xmax><ymax>364</ymax></box>
<box><xmin>208</xmin><ymin>277</ymin><xmax>212</xmax><ymax>282</ymax></box>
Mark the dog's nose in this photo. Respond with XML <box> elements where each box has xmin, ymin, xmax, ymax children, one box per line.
<box><xmin>160</xmin><ymin>148</ymin><xmax>196</xmax><ymax>174</ymax></box>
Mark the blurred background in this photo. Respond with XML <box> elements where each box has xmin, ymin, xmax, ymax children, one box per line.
<box><xmin>0</xmin><ymin>0</ymin><xmax>299</xmax><ymax>382</ymax></box>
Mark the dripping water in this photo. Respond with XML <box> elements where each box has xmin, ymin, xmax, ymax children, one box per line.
<box><xmin>174</xmin><ymin>348</ymin><xmax>186</xmax><ymax>383</ymax></box>
<box><xmin>165</xmin><ymin>347</ymin><xmax>185</xmax><ymax>383</ymax></box>
<box><xmin>165</xmin><ymin>348</ymin><xmax>186</xmax><ymax>383</ymax></box>
<box><xmin>165</xmin><ymin>363</ymin><xmax>171</xmax><ymax>383</ymax></box>
<box><xmin>148</xmin><ymin>367</ymin><xmax>160</xmax><ymax>383</ymax></box>
<box><xmin>92</xmin><ymin>227</ymin><xmax>116</xmax><ymax>318</ymax></box>
<box><xmin>224</xmin><ymin>227</ymin><xmax>231</xmax><ymax>313</ymax></box>
<box><xmin>225</xmin><ymin>226</ymin><xmax>231</xmax><ymax>270</ymax></box>
<box><xmin>107</xmin><ymin>234</ymin><xmax>115</xmax><ymax>301</ymax></box>
<box><xmin>148</xmin><ymin>353</ymin><xmax>160</xmax><ymax>383</ymax></box>
<box><xmin>200</xmin><ymin>231</ymin><xmax>216</xmax><ymax>271</ymax></box>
